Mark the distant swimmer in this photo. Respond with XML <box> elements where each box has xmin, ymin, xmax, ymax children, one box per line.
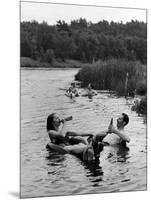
<box><xmin>82</xmin><ymin>83</ymin><xmax>97</xmax><ymax>98</ymax></box>
<box><xmin>66</xmin><ymin>82</ymin><xmax>79</xmax><ymax>98</ymax></box>
<box><xmin>87</xmin><ymin>83</ymin><xmax>97</xmax><ymax>96</ymax></box>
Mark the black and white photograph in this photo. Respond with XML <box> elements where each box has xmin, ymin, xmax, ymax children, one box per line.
<box><xmin>20</xmin><ymin>1</ymin><xmax>147</xmax><ymax>198</ymax></box>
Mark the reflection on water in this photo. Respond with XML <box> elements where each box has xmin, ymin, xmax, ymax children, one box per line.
<box><xmin>83</xmin><ymin>161</ymin><xmax>104</xmax><ymax>185</ymax></box>
<box><xmin>105</xmin><ymin>145</ymin><xmax>130</xmax><ymax>165</ymax></box>
<box><xmin>21</xmin><ymin>68</ymin><xmax>147</xmax><ymax>198</ymax></box>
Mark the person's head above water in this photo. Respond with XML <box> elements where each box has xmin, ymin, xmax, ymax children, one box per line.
<box><xmin>117</xmin><ymin>113</ymin><xmax>129</xmax><ymax>128</ymax></box>
<box><xmin>47</xmin><ymin>113</ymin><xmax>60</xmax><ymax>131</ymax></box>
<box><xmin>122</xmin><ymin>113</ymin><xmax>129</xmax><ymax>126</ymax></box>
<box><xmin>71</xmin><ymin>82</ymin><xmax>75</xmax><ymax>88</ymax></box>
<box><xmin>47</xmin><ymin>113</ymin><xmax>72</xmax><ymax>131</ymax></box>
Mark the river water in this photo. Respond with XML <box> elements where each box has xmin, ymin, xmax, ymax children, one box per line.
<box><xmin>21</xmin><ymin>68</ymin><xmax>147</xmax><ymax>198</ymax></box>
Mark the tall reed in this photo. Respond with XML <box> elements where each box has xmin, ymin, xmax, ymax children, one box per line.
<box><xmin>75</xmin><ymin>59</ymin><xmax>146</xmax><ymax>97</ymax></box>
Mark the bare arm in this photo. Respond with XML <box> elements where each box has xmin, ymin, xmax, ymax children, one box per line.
<box><xmin>92</xmin><ymin>90</ymin><xmax>97</xmax><ymax>95</ymax></box>
<box><xmin>96</xmin><ymin>131</ymin><xmax>111</xmax><ymax>141</ymax></box>
<box><xmin>111</xmin><ymin>128</ymin><xmax>130</xmax><ymax>143</ymax></box>
<box><xmin>67</xmin><ymin>130</ymin><xmax>110</xmax><ymax>143</ymax></box>
<box><xmin>48</xmin><ymin>130</ymin><xmax>66</xmax><ymax>141</ymax></box>
<box><xmin>66</xmin><ymin>131</ymin><xmax>93</xmax><ymax>137</ymax></box>
<box><xmin>59</xmin><ymin>121</ymin><xmax>67</xmax><ymax>137</ymax></box>
<box><xmin>108</xmin><ymin>118</ymin><xmax>130</xmax><ymax>143</ymax></box>
<box><xmin>48</xmin><ymin>121</ymin><xmax>68</xmax><ymax>141</ymax></box>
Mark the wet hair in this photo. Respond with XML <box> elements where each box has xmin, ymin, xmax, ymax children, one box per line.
<box><xmin>46</xmin><ymin>113</ymin><xmax>56</xmax><ymax>131</ymax></box>
<box><xmin>122</xmin><ymin>113</ymin><xmax>129</xmax><ymax>126</ymax></box>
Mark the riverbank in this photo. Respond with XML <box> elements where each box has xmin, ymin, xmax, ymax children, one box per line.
<box><xmin>75</xmin><ymin>58</ymin><xmax>147</xmax><ymax>115</ymax></box>
<box><xmin>21</xmin><ymin>57</ymin><xmax>86</xmax><ymax>68</ymax></box>
<box><xmin>75</xmin><ymin>59</ymin><xmax>147</xmax><ymax>97</ymax></box>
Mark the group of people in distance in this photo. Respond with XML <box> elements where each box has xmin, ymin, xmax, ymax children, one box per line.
<box><xmin>46</xmin><ymin>112</ymin><xmax>130</xmax><ymax>162</ymax></box>
<box><xmin>66</xmin><ymin>82</ymin><xmax>97</xmax><ymax>98</ymax></box>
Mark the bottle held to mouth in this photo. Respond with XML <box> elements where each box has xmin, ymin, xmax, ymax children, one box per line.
<box><xmin>60</xmin><ymin>116</ymin><xmax>73</xmax><ymax>123</ymax></box>
<box><xmin>110</xmin><ymin>118</ymin><xmax>113</xmax><ymax>126</ymax></box>
<box><xmin>107</xmin><ymin>118</ymin><xmax>113</xmax><ymax>134</ymax></box>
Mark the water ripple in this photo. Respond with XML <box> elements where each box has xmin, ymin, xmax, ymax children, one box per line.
<box><xmin>21</xmin><ymin>68</ymin><xmax>147</xmax><ymax>198</ymax></box>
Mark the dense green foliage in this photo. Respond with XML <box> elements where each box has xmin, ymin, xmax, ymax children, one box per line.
<box><xmin>75</xmin><ymin>59</ymin><xmax>146</xmax><ymax>97</ymax></box>
<box><xmin>21</xmin><ymin>19</ymin><xmax>147</xmax><ymax>64</ymax></box>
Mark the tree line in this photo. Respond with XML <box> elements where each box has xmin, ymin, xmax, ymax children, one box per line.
<box><xmin>21</xmin><ymin>19</ymin><xmax>147</xmax><ymax>64</ymax></box>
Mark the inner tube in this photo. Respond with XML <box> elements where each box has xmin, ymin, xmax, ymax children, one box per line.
<box><xmin>46</xmin><ymin>141</ymin><xmax>103</xmax><ymax>162</ymax></box>
<box><xmin>65</xmin><ymin>92</ymin><xmax>75</xmax><ymax>98</ymax></box>
<box><xmin>46</xmin><ymin>142</ymin><xmax>88</xmax><ymax>161</ymax></box>
<box><xmin>46</xmin><ymin>142</ymin><xmax>68</xmax><ymax>154</ymax></box>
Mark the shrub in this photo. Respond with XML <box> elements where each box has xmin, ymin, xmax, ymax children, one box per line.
<box><xmin>131</xmin><ymin>95</ymin><xmax>147</xmax><ymax>115</ymax></box>
<box><xmin>136</xmin><ymin>81</ymin><xmax>147</xmax><ymax>96</ymax></box>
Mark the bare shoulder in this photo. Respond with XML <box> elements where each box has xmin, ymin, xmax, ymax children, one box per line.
<box><xmin>47</xmin><ymin>130</ymin><xmax>58</xmax><ymax>136</ymax></box>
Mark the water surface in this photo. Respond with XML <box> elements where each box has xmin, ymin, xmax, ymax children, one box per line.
<box><xmin>21</xmin><ymin>68</ymin><xmax>147</xmax><ymax>198</ymax></box>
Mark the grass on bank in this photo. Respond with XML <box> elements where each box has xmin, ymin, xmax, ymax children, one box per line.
<box><xmin>75</xmin><ymin>59</ymin><xmax>147</xmax><ymax>97</ymax></box>
<box><xmin>75</xmin><ymin>58</ymin><xmax>147</xmax><ymax>115</ymax></box>
<box><xmin>132</xmin><ymin>95</ymin><xmax>147</xmax><ymax>115</ymax></box>
<box><xmin>21</xmin><ymin>57</ymin><xmax>147</xmax><ymax>115</ymax></box>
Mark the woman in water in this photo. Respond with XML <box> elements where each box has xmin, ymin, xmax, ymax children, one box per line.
<box><xmin>46</xmin><ymin>113</ymin><xmax>109</xmax><ymax>161</ymax></box>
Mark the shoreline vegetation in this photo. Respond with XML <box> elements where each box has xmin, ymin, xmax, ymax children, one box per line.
<box><xmin>75</xmin><ymin>58</ymin><xmax>147</xmax><ymax>115</ymax></box>
<box><xmin>21</xmin><ymin>57</ymin><xmax>84</xmax><ymax>68</ymax></box>
<box><xmin>21</xmin><ymin>19</ymin><xmax>147</xmax><ymax>115</ymax></box>
<box><xmin>75</xmin><ymin>59</ymin><xmax>146</xmax><ymax>97</ymax></box>
<box><xmin>21</xmin><ymin>57</ymin><xmax>147</xmax><ymax>115</ymax></box>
